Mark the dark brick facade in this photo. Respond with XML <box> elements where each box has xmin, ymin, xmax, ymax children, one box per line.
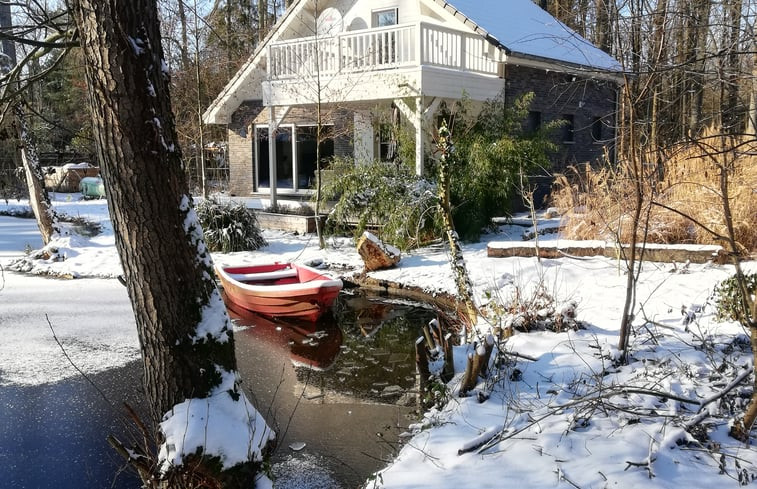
<box><xmin>504</xmin><ymin>64</ymin><xmax>618</xmax><ymax>171</ymax></box>
<box><xmin>227</xmin><ymin>100</ymin><xmax>264</xmax><ymax>196</ymax></box>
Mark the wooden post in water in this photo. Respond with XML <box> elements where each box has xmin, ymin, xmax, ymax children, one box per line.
<box><xmin>480</xmin><ymin>334</ymin><xmax>495</xmax><ymax>378</ymax></box>
<box><xmin>441</xmin><ymin>332</ymin><xmax>455</xmax><ymax>383</ymax></box>
<box><xmin>415</xmin><ymin>336</ymin><xmax>430</xmax><ymax>408</ymax></box>
<box><xmin>459</xmin><ymin>341</ymin><xmax>489</xmax><ymax>395</ymax></box>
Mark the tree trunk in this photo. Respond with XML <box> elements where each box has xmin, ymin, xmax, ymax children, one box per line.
<box><xmin>593</xmin><ymin>0</ymin><xmax>612</xmax><ymax>54</ymax></box>
<box><xmin>0</xmin><ymin>7</ymin><xmax>58</xmax><ymax>245</ymax></box>
<box><xmin>177</xmin><ymin>0</ymin><xmax>190</xmax><ymax>70</ymax></box>
<box><xmin>748</xmin><ymin>48</ymin><xmax>757</xmax><ymax>136</ymax></box>
<box><xmin>435</xmin><ymin>122</ymin><xmax>477</xmax><ymax>337</ymax></box>
<box><xmin>724</xmin><ymin>0</ymin><xmax>744</xmax><ymax>133</ymax></box>
<box><xmin>0</xmin><ymin>2</ymin><xmax>17</xmax><ymax>64</ymax></box>
<box><xmin>15</xmin><ymin>104</ymin><xmax>59</xmax><ymax>244</ymax></box>
<box><xmin>69</xmin><ymin>0</ymin><xmax>269</xmax><ymax>484</ymax></box>
<box><xmin>258</xmin><ymin>0</ymin><xmax>268</xmax><ymax>43</ymax></box>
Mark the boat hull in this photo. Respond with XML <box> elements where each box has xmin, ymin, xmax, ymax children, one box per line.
<box><xmin>215</xmin><ymin>262</ymin><xmax>343</xmax><ymax>322</ymax></box>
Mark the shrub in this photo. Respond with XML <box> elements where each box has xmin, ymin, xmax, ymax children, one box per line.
<box><xmin>551</xmin><ymin>129</ymin><xmax>757</xmax><ymax>250</ymax></box>
<box><xmin>318</xmin><ymin>158</ymin><xmax>441</xmax><ymax>250</ymax></box>
<box><xmin>450</xmin><ymin>92</ymin><xmax>557</xmax><ymax>241</ymax></box>
<box><xmin>714</xmin><ymin>273</ymin><xmax>757</xmax><ymax>326</ymax></box>
<box><xmin>195</xmin><ymin>198</ymin><xmax>267</xmax><ymax>253</ymax></box>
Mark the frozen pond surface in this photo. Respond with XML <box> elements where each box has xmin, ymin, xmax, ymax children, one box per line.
<box><xmin>1</xmin><ymin>271</ymin><xmax>436</xmax><ymax>488</ymax></box>
<box><xmin>0</xmin><ymin>362</ymin><xmax>145</xmax><ymax>489</ymax></box>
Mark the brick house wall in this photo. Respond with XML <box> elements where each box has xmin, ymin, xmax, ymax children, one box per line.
<box><xmin>227</xmin><ymin>100</ymin><xmax>263</xmax><ymax>196</ymax></box>
<box><xmin>505</xmin><ymin>64</ymin><xmax>618</xmax><ymax>171</ymax></box>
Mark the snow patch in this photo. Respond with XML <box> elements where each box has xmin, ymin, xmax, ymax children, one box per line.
<box><xmin>158</xmin><ymin>367</ymin><xmax>274</xmax><ymax>472</ymax></box>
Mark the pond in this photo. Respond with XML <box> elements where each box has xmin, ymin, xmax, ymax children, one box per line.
<box><xmin>0</xmin><ymin>291</ymin><xmax>438</xmax><ymax>489</ymax></box>
<box><xmin>231</xmin><ymin>291</ymin><xmax>438</xmax><ymax>488</ymax></box>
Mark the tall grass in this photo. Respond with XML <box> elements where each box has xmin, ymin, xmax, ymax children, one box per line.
<box><xmin>551</xmin><ymin>131</ymin><xmax>757</xmax><ymax>252</ymax></box>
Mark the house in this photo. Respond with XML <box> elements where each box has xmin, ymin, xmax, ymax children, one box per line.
<box><xmin>203</xmin><ymin>0</ymin><xmax>624</xmax><ymax>204</ymax></box>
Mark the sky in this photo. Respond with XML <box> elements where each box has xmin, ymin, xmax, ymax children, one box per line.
<box><xmin>2</xmin><ymin>193</ymin><xmax>757</xmax><ymax>488</ymax></box>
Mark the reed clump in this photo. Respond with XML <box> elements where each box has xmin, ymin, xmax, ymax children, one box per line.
<box><xmin>551</xmin><ymin>131</ymin><xmax>757</xmax><ymax>252</ymax></box>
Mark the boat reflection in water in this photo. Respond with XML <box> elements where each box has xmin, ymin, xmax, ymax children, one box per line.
<box><xmin>225</xmin><ymin>297</ymin><xmax>343</xmax><ymax>371</ymax></box>
<box><xmin>228</xmin><ymin>291</ymin><xmax>438</xmax><ymax>488</ymax></box>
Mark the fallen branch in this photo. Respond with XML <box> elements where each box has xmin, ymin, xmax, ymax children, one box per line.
<box><xmin>458</xmin><ymin>425</ymin><xmax>503</xmax><ymax>455</ymax></box>
<box><xmin>685</xmin><ymin>367</ymin><xmax>752</xmax><ymax>428</ymax></box>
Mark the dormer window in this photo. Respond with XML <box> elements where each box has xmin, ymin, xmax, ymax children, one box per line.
<box><xmin>372</xmin><ymin>8</ymin><xmax>398</xmax><ymax>27</ymax></box>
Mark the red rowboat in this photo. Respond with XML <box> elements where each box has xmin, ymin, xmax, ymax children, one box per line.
<box><xmin>215</xmin><ymin>262</ymin><xmax>343</xmax><ymax>322</ymax></box>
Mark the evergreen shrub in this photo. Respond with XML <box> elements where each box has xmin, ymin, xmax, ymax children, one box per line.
<box><xmin>318</xmin><ymin>158</ymin><xmax>441</xmax><ymax>250</ymax></box>
<box><xmin>195</xmin><ymin>198</ymin><xmax>267</xmax><ymax>253</ymax></box>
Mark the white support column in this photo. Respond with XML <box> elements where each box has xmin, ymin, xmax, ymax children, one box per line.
<box><xmin>353</xmin><ymin>111</ymin><xmax>374</xmax><ymax>164</ymax></box>
<box><xmin>268</xmin><ymin>105</ymin><xmax>277</xmax><ymax>208</ymax></box>
<box><xmin>415</xmin><ymin>96</ymin><xmax>423</xmax><ymax>176</ymax></box>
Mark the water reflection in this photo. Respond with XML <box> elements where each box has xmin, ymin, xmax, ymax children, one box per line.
<box><xmin>230</xmin><ymin>292</ymin><xmax>437</xmax><ymax>488</ymax></box>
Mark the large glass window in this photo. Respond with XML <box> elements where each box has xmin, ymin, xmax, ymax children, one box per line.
<box><xmin>372</xmin><ymin>8</ymin><xmax>398</xmax><ymax>64</ymax></box>
<box><xmin>296</xmin><ymin>126</ymin><xmax>334</xmax><ymax>189</ymax></box>
<box><xmin>256</xmin><ymin>124</ymin><xmax>334</xmax><ymax>191</ymax></box>
<box><xmin>256</xmin><ymin>127</ymin><xmax>270</xmax><ymax>189</ymax></box>
<box><xmin>276</xmin><ymin>127</ymin><xmax>294</xmax><ymax>189</ymax></box>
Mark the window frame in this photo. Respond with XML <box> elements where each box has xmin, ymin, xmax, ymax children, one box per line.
<box><xmin>371</xmin><ymin>7</ymin><xmax>398</xmax><ymax>28</ymax></box>
<box><xmin>254</xmin><ymin>123</ymin><xmax>335</xmax><ymax>193</ymax></box>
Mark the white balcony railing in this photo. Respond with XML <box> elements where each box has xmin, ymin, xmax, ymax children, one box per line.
<box><xmin>267</xmin><ymin>22</ymin><xmax>501</xmax><ymax>80</ymax></box>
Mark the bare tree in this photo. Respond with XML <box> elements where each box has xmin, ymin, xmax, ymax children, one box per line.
<box><xmin>0</xmin><ymin>3</ymin><xmax>62</xmax><ymax>244</ymax></box>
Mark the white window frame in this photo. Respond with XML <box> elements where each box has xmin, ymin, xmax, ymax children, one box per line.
<box><xmin>371</xmin><ymin>7</ymin><xmax>398</xmax><ymax>28</ymax></box>
<box><xmin>254</xmin><ymin>123</ymin><xmax>335</xmax><ymax>194</ymax></box>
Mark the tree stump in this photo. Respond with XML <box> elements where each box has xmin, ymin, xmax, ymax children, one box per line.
<box><xmin>356</xmin><ymin>231</ymin><xmax>401</xmax><ymax>271</ymax></box>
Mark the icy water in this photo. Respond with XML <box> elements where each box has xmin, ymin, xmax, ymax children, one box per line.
<box><xmin>232</xmin><ymin>292</ymin><xmax>437</xmax><ymax>488</ymax></box>
<box><xmin>1</xmin><ymin>292</ymin><xmax>436</xmax><ymax>489</ymax></box>
<box><xmin>0</xmin><ymin>362</ymin><xmax>146</xmax><ymax>489</ymax></box>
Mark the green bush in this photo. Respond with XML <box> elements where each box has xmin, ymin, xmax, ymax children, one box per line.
<box><xmin>449</xmin><ymin>92</ymin><xmax>557</xmax><ymax>241</ymax></box>
<box><xmin>195</xmin><ymin>198</ymin><xmax>267</xmax><ymax>253</ymax></box>
<box><xmin>714</xmin><ymin>273</ymin><xmax>757</xmax><ymax>326</ymax></box>
<box><xmin>318</xmin><ymin>158</ymin><xmax>441</xmax><ymax>250</ymax></box>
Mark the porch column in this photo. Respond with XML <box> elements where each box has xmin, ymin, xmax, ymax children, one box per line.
<box><xmin>415</xmin><ymin>96</ymin><xmax>423</xmax><ymax>176</ymax></box>
<box><xmin>268</xmin><ymin>105</ymin><xmax>277</xmax><ymax>208</ymax></box>
<box><xmin>354</xmin><ymin>111</ymin><xmax>374</xmax><ymax>164</ymax></box>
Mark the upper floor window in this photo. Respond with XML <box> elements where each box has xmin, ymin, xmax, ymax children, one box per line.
<box><xmin>372</xmin><ymin>8</ymin><xmax>398</xmax><ymax>28</ymax></box>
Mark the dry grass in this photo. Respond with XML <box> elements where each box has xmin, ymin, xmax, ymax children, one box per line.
<box><xmin>551</xmin><ymin>130</ymin><xmax>757</xmax><ymax>252</ymax></box>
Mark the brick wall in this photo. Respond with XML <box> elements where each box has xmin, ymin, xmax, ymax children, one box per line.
<box><xmin>227</xmin><ymin>100</ymin><xmax>263</xmax><ymax>196</ymax></box>
<box><xmin>505</xmin><ymin>65</ymin><xmax>618</xmax><ymax>172</ymax></box>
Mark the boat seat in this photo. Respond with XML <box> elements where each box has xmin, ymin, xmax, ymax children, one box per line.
<box><xmin>227</xmin><ymin>267</ymin><xmax>298</xmax><ymax>282</ymax></box>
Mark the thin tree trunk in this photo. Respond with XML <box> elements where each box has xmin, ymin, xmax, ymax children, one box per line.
<box><xmin>0</xmin><ymin>7</ymin><xmax>58</xmax><ymax>244</ymax></box>
<box><xmin>435</xmin><ymin>122</ymin><xmax>477</xmax><ymax>337</ymax></box>
<box><xmin>177</xmin><ymin>0</ymin><xmax>190</xmax><ymax>69</ymax></box>
<box><xmin>15</xmin><ymin>103</ymin><xmax>59</xmax><ymax>244</ymax></box>
<box><xmin>258</xmin><ymin>0</ymin><xmax>268</xmax><ymax>43</ymax></box>
<box><xmin>69</xmin><ymin>0</ymin><xmax>268</xmax><ymax>484</ymax></box>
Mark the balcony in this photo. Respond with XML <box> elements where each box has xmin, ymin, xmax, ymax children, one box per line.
<box><xmin>267</xmin><ymin>22</ymin><xmax>503</xmax><ymax>81</ymax></box>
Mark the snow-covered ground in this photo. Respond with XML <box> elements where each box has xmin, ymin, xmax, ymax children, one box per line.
<box><xmin>2</xmin><ymin>193</ymin><xmax>757</xmax><ymax>488</ymax></box>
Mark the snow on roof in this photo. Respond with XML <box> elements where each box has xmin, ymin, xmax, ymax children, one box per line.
<box><xmin>443</xmin><ymin>0</ymin><xmax>622</xmax><ymax>72</ymax></box>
